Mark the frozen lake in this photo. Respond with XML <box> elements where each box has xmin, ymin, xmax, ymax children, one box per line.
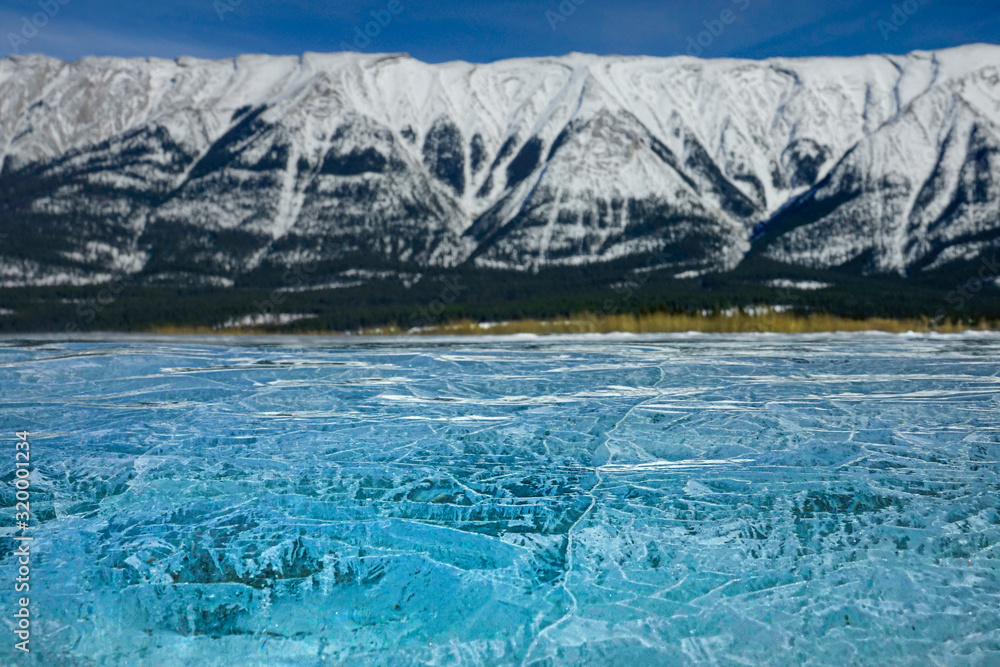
<box><xmin>1</xmin><ymin>333</ymin><xmax>999</xmax><ymax>665</ymax></box>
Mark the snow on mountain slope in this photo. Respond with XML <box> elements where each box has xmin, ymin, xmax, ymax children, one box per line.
<box><xmin>0</xmin><ymin>45</ymin><xmax>998</xmax><ymax>286</ymax></box>
<box><xmin>757</xmin><ymin>54</ymin><xmax>1000</xmax><ymax>274</ymax></box>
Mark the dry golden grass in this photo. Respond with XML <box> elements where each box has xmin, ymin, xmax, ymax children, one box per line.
<box><xmin>361</xmin><ymin>311</ymin><xmax>995</xmax><ymax>336</ymax></box>
<box><xmin>146</xmin><ymin>310</ymin><xmax>996</xmax><ymax>337</ymax></box>
<box><xmin>145</xmin><ymin>324</ymin><xmax>231</xmax><ymax>335</ymax></box>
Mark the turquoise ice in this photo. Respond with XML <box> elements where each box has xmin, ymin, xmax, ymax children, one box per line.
<box><xmin>1</xmin><ymin>334</ymin><xmax>998</xmax><ymax>665</ymax></box>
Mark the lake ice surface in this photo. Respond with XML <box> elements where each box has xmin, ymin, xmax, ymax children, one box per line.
<box><xmin>1</xmin><ymin>333</ymin><xmax>999</xmax><ymax>665</ymax></box>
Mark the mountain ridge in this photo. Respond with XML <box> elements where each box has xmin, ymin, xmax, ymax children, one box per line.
<box><xmin>1</xmin><ymin>44</ymin><xmax>999</xmax><ymax>288</ymax></box>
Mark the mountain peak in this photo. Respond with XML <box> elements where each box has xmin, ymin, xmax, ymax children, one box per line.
<box><xmin>0</xmin><ymin>45</ymin><xmax>998</xmax><ymax>286</ymax></box>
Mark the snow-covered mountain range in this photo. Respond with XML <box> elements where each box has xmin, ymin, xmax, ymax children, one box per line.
<box><xmin>1</xmin><ymin>44</ymin><xmax>998</xmax><ymax>287</ymax></box>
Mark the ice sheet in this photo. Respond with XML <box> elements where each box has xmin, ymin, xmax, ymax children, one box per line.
<box><xmin>0</xmin><ymin>334</ymin><xmax>998</xmax><ymax>665</ymax></box>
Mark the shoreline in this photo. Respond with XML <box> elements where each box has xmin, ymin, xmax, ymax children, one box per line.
<box><xmin>138</xmin><ymin>311</ymin><xmax>998</xmax><ymax>337</ymax></box>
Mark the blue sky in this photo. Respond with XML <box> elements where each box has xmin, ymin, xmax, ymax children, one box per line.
<box><xmin>0</xmin><ymin>0</ymin><xmax>996</xmax><ymax>63</ymax></box>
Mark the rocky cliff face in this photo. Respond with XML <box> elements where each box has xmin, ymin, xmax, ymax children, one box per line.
<box><xmin>0</xmin><ymin>45</ymin><xmax>998</xmax><ymax>287</ymax></box>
